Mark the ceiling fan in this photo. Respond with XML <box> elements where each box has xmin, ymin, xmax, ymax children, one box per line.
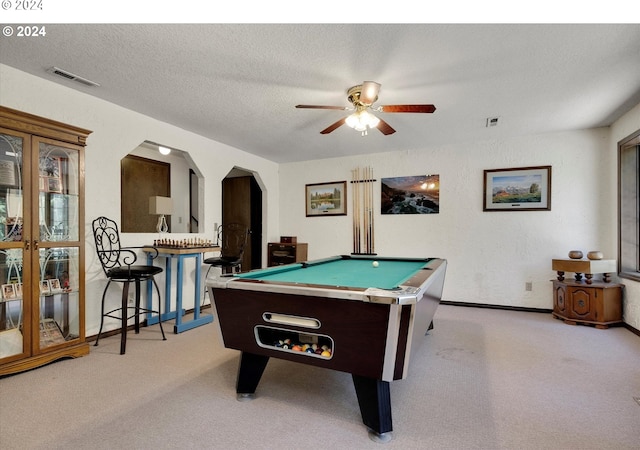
<box><xmin>296</xmin><ymin>81</ymin><xmax>436</xmax><ymax>136</ymax></box>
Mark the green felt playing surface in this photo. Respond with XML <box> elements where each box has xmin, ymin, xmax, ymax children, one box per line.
<box><xmin>236</xmin><ymin>257</ymin><xmax>430</xmax><ymax>290</ymax></box>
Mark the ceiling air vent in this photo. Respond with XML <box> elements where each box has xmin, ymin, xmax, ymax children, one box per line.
<box><xmin>47</xmin><ymin>66</ymin><xmax>100</xmax><ymax>87</ymax></box>
<box><xmin>486</xmin><ymin>116</ymin><xmax>500</xmax><ymax>127</ymax></box>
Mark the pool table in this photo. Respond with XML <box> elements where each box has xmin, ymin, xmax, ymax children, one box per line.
<box><xmin>206</xmin><ymin>255</ymin><xmax>447</xmax><ymax>441</ymax></box>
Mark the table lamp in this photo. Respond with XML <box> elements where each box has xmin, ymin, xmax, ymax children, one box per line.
<box><xmin>149</xmin><ymin>196</ymin><xmax>173</xmax><ymax>233</ymax></box>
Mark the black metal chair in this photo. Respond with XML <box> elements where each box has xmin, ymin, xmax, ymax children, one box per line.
<box><xmin>92</xmin><ymin>216</ymin><xmax>166</xmax><ymax>354</ymax></box>
<box><xmin>204</xmin><ymin>223</ymin><xmax>250</xmax><ymax>277</ymax></box>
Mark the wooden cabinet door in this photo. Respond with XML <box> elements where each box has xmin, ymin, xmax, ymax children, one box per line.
<box><xmin>553</xmin><ymin>281</ymin><xmax>567</xmax><ymax>315</ymax></box>
<box><xmin>569</xmin><ymin>287</ymin><xmax>595</xmax><ymax>320</ymax></box>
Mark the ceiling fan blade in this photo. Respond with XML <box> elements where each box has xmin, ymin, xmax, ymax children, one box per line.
<box><xmin>296</xmin><ymin>105</ymin><xmax>348</xmax><ymax>110</ymax></box>
<box><xmin>376</xmin><ymin>118</ymin><xmax>396</xmax><ymax>135</ymax></box>
<box><xmin>379</xmin><ymin>104</ymin><xmax>436</xmax><ymax>113</ymax></box>
<box><xmin>320</xmin><ymin>118</ymin><xmax>347</xmax><ymax>134</ymax></box>
<box><xmin>360</xmin><ymin>81</ymin><xmax>381</xmax><ymax>105</ymax></box>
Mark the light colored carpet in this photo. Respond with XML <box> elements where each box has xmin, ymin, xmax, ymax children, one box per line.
<box><xmin>1</xmin><ymin>305</ymin><xmax>639</xmax><ymax>449</ymax></box>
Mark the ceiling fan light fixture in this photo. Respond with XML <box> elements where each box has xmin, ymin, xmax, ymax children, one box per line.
<box><xmin>346</xmin><ymin>109</ymin><xmax>380</xmax><ymax>133</ymax></box>
<box><xmin>296</xmin><ymin>81</ymin><xmax>434</xmax><ymax>136</ymax></box>
<box><xmin>359</xmin><ymin>81</ymin><xmax>381</xmax><ymax>106</ymax></box>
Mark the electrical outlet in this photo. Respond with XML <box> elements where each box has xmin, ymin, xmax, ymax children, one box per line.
<box><xmin>525</xmin><ymin>282</ymin><xmax>533</xmax><ymax>291</ymax></box>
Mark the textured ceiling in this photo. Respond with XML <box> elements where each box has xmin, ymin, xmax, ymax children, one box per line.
<box><xmin>2</xmin><ymin>24</ymin><xmax>640</xmax><ymax>163</ymax></box>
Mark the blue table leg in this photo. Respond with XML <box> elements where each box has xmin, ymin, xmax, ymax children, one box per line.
<box><xmin>147</xmin><ymin>254</ymin><xmax>179</xmax><ymax>325</ymax></box>
<box><xmin>174</xmin><ymin>255</ymin><xmax>184</xmax><ymax>332</ymax></box>
<box><xmin>194</xmin><ymin>253</ymin><xmax>202</xmax><ymax>321</ymax></box>
<box><xmin>164</xmin><ymin>256</ymin><xmax>178</xmax><ymax>321</ymax></box>
<box><xmin>174</xmin><ymin>252</ymin><xmax>213</xmax><ymax>333</ymax></box>
<box><xmin>145</xmin><ymin>250</ymin><xmax>213</xmax><ymax>333</ymax></box>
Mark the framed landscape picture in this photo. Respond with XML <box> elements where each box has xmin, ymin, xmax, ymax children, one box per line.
<box><xmin>305</xmin><ymin>181</ymin><xmax>347</xmax><ymax>217</ymax></box>
<box><xmin>483</xmin><ymin>166</ymin><xmax>551</xmax><ymax>211</ymax></box>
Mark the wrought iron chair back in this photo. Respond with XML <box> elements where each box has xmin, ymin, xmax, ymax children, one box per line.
<box><xmin>220</xmin><ymin>223</ymin><xmax>250</xmax><ymax>261</ymax></box>
<box><xmin>91</xmin><ymin>216</ymin><xmax>166</xmax><ymax>354</ymax></box>
<box><xmin>205</xmin><ymin>222</ymin><xmax>250</xmax><ymax>276</ymax></box>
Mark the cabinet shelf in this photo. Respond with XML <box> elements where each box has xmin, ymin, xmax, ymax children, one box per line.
<box><xmin>267</xmin><ymin>242</ymin><xmax>308</xmax><ymax>267</ymax></box>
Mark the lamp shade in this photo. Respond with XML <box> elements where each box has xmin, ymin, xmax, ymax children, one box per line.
<box><xmin>149</xmin><ymin>196</ymin><xmax>173</xmax><ymax>215</ymax></box>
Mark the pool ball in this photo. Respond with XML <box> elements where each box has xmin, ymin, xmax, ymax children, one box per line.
<box><xmin>372</xmin><ymin>261</ymin><xmax>379</xmax><ymax>268</ymax></box>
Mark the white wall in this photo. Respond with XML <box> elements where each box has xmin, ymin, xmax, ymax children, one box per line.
<box><xmin>0</xmin><ymin>64</ymin><xmax>280</xmax><ymax>336</ymax></box>
<box><xmin>2</xmin><ymin>61</ymin><xmax>637</xmax><ymax>334</ymax></box>
<box><xmin>280</xmin><ymin>127</ymin><xmax>620</xmax><ymax>311</ymax></box>
<box><xmin>610</xmin><ymin>102</ymin><xmax>640</xmax><ymax>330</ymax></box>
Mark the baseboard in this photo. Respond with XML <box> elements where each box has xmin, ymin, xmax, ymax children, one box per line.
<box><xmin>440</xmin><ymin>300</ymin><xmax>552</xmax><ymax>314</ymax></box>
<box><xmin>441</xmin><ymin>300</ymin><xmax>640</xmax><ymax>337</ymax></box>
<box><xmin>624</xmin><ymin>322</ymin><xmax>640</xmax><ymax>337</ymax></box>
<box><xmin>86</xmin><ymin>304</ymin><xmax>212</xmax><ymax>342</ymax></box>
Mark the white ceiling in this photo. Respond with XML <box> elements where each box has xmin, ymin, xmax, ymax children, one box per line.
<box><xmin>2</xmin><ymin>24</ymin><xmax>640</xmax><ymax>163</ymax></box>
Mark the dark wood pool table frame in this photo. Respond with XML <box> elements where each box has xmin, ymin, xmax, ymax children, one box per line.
<box><xmin>207</xmin><ymin>255</ymin><xmax>447</xmax><ymax>441</ymax></box>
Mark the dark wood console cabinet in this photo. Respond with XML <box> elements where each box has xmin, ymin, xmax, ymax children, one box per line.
<box><xmin>552</xmin><ymin>280</ymin><xmax>623</xmax><ymax>329</ymax></box>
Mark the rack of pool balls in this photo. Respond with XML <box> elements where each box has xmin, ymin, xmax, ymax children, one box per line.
<box><xmin>274</xmin><ymin>338</ymin><xmax>332</xmax><ymax>358</ymax></box>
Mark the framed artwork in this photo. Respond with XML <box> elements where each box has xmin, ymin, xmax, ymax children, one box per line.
<box><xmin>305</xmin><ymin>181</ymin><xmax>347</xmax><ymax>217</ymax></box>
<box><xmin>381</xmin><ymin>175</ymin><xmax>440</xmax><ymax>214</ymax></box>
<box><xmin>40</xmin><ymin>280</ymin><xmax>51</xmax><ymax>295</ymax></box>
<box><xmin>47</xmin><ymin>177</ymin><xmax>63</xmax><ymax>193</ymax></box>
<box><xmin>0</xmin><ymin>160</ymin><xmax>16</xmax><ymax>186</ymax></box>
<box><xmin>49</xmin><ymin>278</ymin><xmax>62</xmax><ymax>293</ymax></box>
<box><xmin>39</xmin><ymin>318</ymin><xmax>66</xmax><ymax>346</ymax></box>
<box><xmin>39</xmin><ymin>155</ymin><xmax>61</xmax><ymax>178</ymax></box>
<box><xmin>14</xmin><ymin>283</ymin><xmax>23</xmax><ymax>298</ymax></box>
<box><xmin>2</xmin><ymin>283</ymin><xmax>16</xmax><ymax>301</ymax></box>
<box><xmin>5</xmin><ymin>216</ymin><xmax>22</xmax><ymax>242</ymax></box>
<box><xmin>483</xmin><ymin>166</ymin><xmax>551</xmax><ymax>211</ymax></box>
<box><xmin>39</xmin><ymin>156</ymin><xmax>64</xmax><ymax>193</ymax></box>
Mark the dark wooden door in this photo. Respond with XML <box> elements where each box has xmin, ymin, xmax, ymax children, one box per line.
<box><xmin>222</xmin><ymin>176</ymin><xmax>262</xmax><ymax>270</ymax></box>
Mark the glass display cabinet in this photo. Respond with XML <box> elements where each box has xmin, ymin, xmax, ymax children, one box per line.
<box><xmin>0</xmin><ymin>106</ymin><xmax>91</xmax><ymax>375</ymax></box>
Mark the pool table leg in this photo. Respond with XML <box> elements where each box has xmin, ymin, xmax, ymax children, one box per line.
<box><xmin>236</xmin><ymin>352</ymin><xmax>270</xmax><ymax>400</ymax></box>
<box><xmin>352</xmin><ymin>374</ymin><xmax>393</xmax><ymax>441</ymax></box>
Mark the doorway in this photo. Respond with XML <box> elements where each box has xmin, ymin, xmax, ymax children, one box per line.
<box><xmin>222</xmin><ymin>168</ymin><xmax>263</xmax><ymax>271</ymax></box>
